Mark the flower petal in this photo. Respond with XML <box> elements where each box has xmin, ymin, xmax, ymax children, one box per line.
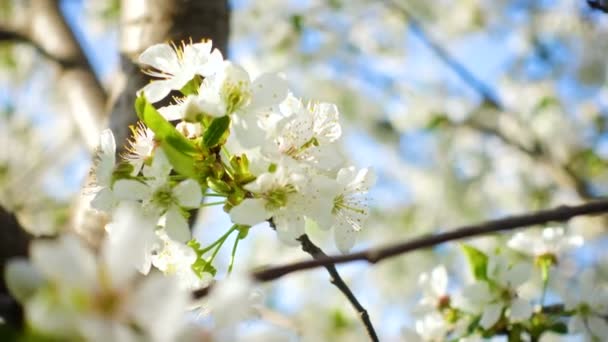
<box><xmin>274</xmin><ymin>212</ymin><xmax>305</xmax><ymax>246</ymax></box>
<box><xmin>164</xmin><ymin>207</ymin><xmax>191</xmax><ymax>242</ymax></box>
<box><xmin>250</xmin><ymin>73</ymin><xmax>288</xmax><ymax>110</ymax></box>
<box><xmin>229</xmin><ymin>198</ymin><xmax>271</xmax><ymax>226</ymax></box>
<box><xmin>334</xmin><ymin>223</ymin><xmax>356</xmax><ymax>253</ymax></box>
<box><xmin>173</xmin><ymin>179</ymin><xmax>202</xmax><ymax>208</ymax></box>
<box><xmin>509</xmin><ymin>298</ymin><xmax>532</xmax><ymax>321</ymax></box>
<box><xmin>480</xmin><ymin>303</ymin><xmax>503</xmax><ymax>329</ymax></box>
<box><xmin>30</xmin><ymin>235</ymin><xmax>97</xmax><ymax>291</ymax></box>
<box><xmin>588</xmin><ymin>315</ymin><xmax>608</xmax><ymax>339</ymax></box>
<box><xmin>99</xmin><ymin>129</ymin><xmax>116</xmax><ymax>157</ymax></box>
<box><xmin>130</xmin><ymin>274</ymin><xmax>188</xmax><ymax>342</ymax></box>
<box><xmin>113</xmin><ymin>179</ymin><xmax>150</xmax><ymax>201</ymax></box>
<box><xmin>138</xmin><ymin>43</ymin><xmax>179</xmax><ymax>74</ymax></box>
<box><xmin>90</xmin><ymin>187</ymin><xmax>115</xmax><ymax>212</ymax></box>
<box><xmin>431</xmin><ymin>266</ymin><xmax>448</xmax><ymax>296</ymax></box>
<box><xmin>141</xmin><ymin>80</ymin><xmax>173</xmax><ymax>103</ymax></box>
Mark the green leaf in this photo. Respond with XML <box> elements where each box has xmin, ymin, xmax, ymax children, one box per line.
<box><xmin>179</xmin><ymin>75</ymin><xmax>202</xmax><ymax>96</ymax></box>
<box><xmin>547</xmin><ymin>322</ymin><xmax>568</xmax><ymax>334</ymax></box>
<box><xmin>188</xmin><ymin>240</ymin><xmax>217</xmax><ymax>277</ymax></box>
<box><xmin>290</xmin><ymin>15</ymin><xmax>304</xmax><ymax>33</ymax></box>
<box><xmin>533</xmin><ymin>96</ymin><xmax>559</xmax><ymax>113</ymax></box>
<box><xmin>160</xmin><ymin>143</ymin><xmax>197</xmax><ymax>178</ymax></box>
<box><xmin>192</xmin><ymin>257</ymin><xmax>217</xmax><ymax>277</ymax></box>
<box><xmin>461</xmin><ymin>244</ymin><xmax>489</xmax><ymax>281</ymax></box>
<box><xmin>135</xmin><ymin>96</ymin><xmax>198</xmax><ymax>177</ymax></box>
<box><xmin>426</xmin><ymin>115</ymin><xmax>449</xmax><ymax>130</ymax></box>
<box><xmin>203</xmin><ymin>115</ymin><xmax>230</xmax><ymax>148</ymax></box>
<box><xmin>135</xmin><ymin>96</ymin><xmax>196</xmax><ymax>152</ymax></box>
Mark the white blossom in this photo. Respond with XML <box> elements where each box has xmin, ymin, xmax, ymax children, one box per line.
<box><xmin>151</xmin><ymin>229</ymin><xmax>211</xmax><ymax>291</ymax></box>
<box><xmin>417</xmin><ymin>265</ymin><xmax>449</xmax><ymax>312</ymax></box>
<box><xmin>89</xmin><ymin>129</ymin><xmax>118</xmax><ymax>212</ymax></box>
<box><xmin>139</xmin><ymin>40</ymin><xmax>223</xmax><ymax>103</ymax></box>
<box><xmin>562</xmin><ymin>269</ymin><xmax>608</xmax><ymax>340</ymax></box>
<box><xmin>159</xmin><ymin>61</ymin><xmax>287</xmax><ymax>120</ymax></box>
<box><xmin>113</xmin><ymin>150</ymin><xmax>202</xmax><ymax>242</ymax></box>
<box><xmin>10</xmin><ymin>234</ymin><xmax>189</xmax><ymax>342</ymax></box>
<box><xmin>229</xmin><ymin>165</ymin><xmax>311</xmax><ymax>245</ymax></box>
<box><xmin>328</xmin><ymin>167</ymin><xmax>375</xmax><ymax>253</ymax></box>
<box><xmin>122</xmin><ymin>122</ymin><xmax>155</xmax><ymax>176</ymax></box>
<box><xmin>458</xmin><ymin>255</ymin><xmax>533</xmax><ymax>329</ymax></box>
<box><xmin>258</xmin><ymin>95</ymin><xmax>343</xmax><ymax>170</ymax></box>
<box><xmin>507</xmin><ymin>226</ymin><xmax>583</xmax><ymax>259</ymax></box>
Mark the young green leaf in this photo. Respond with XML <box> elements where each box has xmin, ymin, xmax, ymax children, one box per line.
<box><xmin>160</xmin><ymin>143</ymin><xmax>197</xmax><ymax>179</ymax></box>
<box><xmin>179</xmin><ymin>75</ymin><xmax>202</xmax><ymax>96</ymax></box>
<box><xmin>135</xmin><ymin>96</ymin><xmax>196</xmax><ymax>152</ymax></box>
<box><xmin>134</xmin><ymin>96</ymin><xmax>198</xmax><ymax>177</ymax></box>
<box><xmin>203</xmin><ymin>115</ymin><xmax>230</xmax><ymax>148</ymax></box>
<box><xmin>461</xmin><ymin>244</ymin><xmax>489</xmax><ymax>281</ymax></box>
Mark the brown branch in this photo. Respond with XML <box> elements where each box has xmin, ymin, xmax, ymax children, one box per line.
<box><xmin>193</xmin><ymin>199</ymin><xmax>608</xmax><ymax>300</ymax></box>
<box><xmin>588</xmin><ymin>0</ymin><xmax>608</xmax><ymax>13</ymax></box>
<box><xmin>297</xmin><ymin>234</ymin><xmax>379</xmax><ymax>342</ymax></box>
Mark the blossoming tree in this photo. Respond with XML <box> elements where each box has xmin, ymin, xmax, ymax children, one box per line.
<box><xmin>1</xmin><ymin>1</ymin><xmax>608</xmax><ymax>341</ymax></box>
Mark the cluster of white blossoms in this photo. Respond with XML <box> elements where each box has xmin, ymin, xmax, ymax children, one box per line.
<box><xmin>4</xmin><ymin>39</ymin><xmax>375</xmax><ymax>341</ymax></box>
<box><xmin>404</xmin><ymin>226</ymin><xmax>608</xmax><ymax>341</ymax></box>
<box><xmin>82</xmin><ymin>39</ymin><xmax>375</xmax><ymax>291</ymax></box>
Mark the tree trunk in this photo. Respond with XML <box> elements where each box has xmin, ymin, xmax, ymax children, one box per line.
<box><xmin>110</xmin><ymin>0</ymin><xmax>230</xmax><ymax>146</ymax></box>
<box><xmin>73</xmin><ymin>0</ymin><xmax>230</xmax><ymax>246</ymax></box>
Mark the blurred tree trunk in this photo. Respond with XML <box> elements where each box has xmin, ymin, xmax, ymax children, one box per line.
<box><xmin>0</xmin><ymin>0</ymin><xmax>108</xmax><ymax>151</ymax></box>
<box><xmin>0</xmin><ymin>207</ymin><xmax>31</xmax><ymax>327</ymax></box>
<box><xmin>74</xmin><ymin>0</ymin><xmax>230</xmax><ymax>245</ymax></box>
<box><xmin>109</xmin><ymin>0</ymin><xmax>230</xmax><ymax>146</ymax></box>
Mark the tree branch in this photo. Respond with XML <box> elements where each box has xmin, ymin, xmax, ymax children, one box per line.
<box><xmin>297</xmin><ymin>234</ymin><xmax>379</xmax><ymax>342</ymax></box>
<box><xmin>382</xmin><ymin>1</ymin><xmax>595</xmax><ymax>200</ymax></box>
<box><xmin>0</xmin><ymin>0</ymin><xmax>108</xmax><ymax>151</ymax></box>
<box><xmin>386</xmin><ymin>1</ymin><xmax>502</xmax><ymax>109</ymax></box>
<box><xmin>193</xmin><ymin>199</ymin><xmax>608</xmax><ymax>300</ymax></box>
<box><xmin>588</xmin><ymin>0</ymin><xmax>608</xmax><ymax>13</ymax></box>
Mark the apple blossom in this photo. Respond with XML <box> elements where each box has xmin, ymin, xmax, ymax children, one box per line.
<box><xmin>138</xmin><ymin>40</ymin><xmax>223</xmax><ymax>103</ymax></box>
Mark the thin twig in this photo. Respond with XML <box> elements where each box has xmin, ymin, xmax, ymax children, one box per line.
<box><xmin>297</xmin><ymin>234</ymin><xmax>379</xmax><ymax>342</ymax></box>
<box><xmin>385</xmin><ymin>1</ymin><xmax>595</xmax><ymax>199</ymax></box>
<box><xmin>385</xmin><ymin>1</ymin><xmax>502</xmax><ymax>109</ymax></box>
<box><xmin>193</xmin><ymin>199</ymin><xmax>608</xmax><ymax>301</ymax></box>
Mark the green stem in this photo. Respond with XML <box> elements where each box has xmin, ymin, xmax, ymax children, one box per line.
<box><xmin>199</xmin><ymin>225</ymin><xmax>237</xmax><ymax>255</ymax></box>
<box><xmin>207</xmin><ymin>232</ymin><xmax>231</xmax><ymax>266</ymax></box>
<box><xmin>200</xmin><ymin>201</ymin><xmax>226</xmax><ymax>207</ymax></box>
<box><xmin>205</xmin><ymin>193</ymin><xmax>228</xmax><ymax>197</ymax></box>
<box><xmin>228</xmin><ymin>234</ymin><xmax>242</xmax><ymax>274</ymax></box>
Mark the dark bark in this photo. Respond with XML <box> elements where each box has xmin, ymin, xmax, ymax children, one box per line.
<box><xmin>0</xmin><ymin>207</ymin><xmax>31</xmax><ymax>327</ymax></box>
<box><xmin>75</xmin><ymin>0</ymin><xmax>231</xmax><ymax>245</ymax></box>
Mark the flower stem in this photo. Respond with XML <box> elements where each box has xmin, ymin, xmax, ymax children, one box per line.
<box><xmin>200</xmin><ymin>201</ymin><xmax>226</xmax><ymax>207</ymax></box>
<box><xmin>228</xmin><ymin>234</ymin><xmax>242</xmax><ymax>274</ymax></box>
<box><xmin>199</xmin><ymin>225</ymin><xmax>237</xmax><ymax>255</ymax></box>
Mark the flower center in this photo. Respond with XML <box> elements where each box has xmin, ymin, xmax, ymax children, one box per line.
<box><xmin>152</xmin><ymin>185</ymin><xmax>175</xmax><ymax>209</ymax></box>
<box><xmin>223</xmin><ymin>81</ymin><xmax>251</xmax><ymax>115</ymax></box>
<box><xmin>333</xmin><ymin>194</ymin><xmax>366</xmax><ymax>215</ymax></box>
<box><xmin>264</xmin><ymin>185</ymin><xmax>296</xmax><ymax>210</ymax></box>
